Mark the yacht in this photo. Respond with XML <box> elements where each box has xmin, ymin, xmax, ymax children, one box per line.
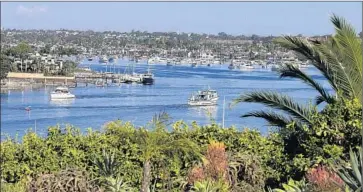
<box><xmin>148</xmin><ymin>57</ymin><xmax>158</xmax><ymax>64</ymax></box>
<box><xmin>50</xmin><ymin>86</ymin><xmax>75</xmax><ymax>100</ymax></box>
<box><xmin>158</xmin><ymin>58</ymin><xmax>167</xmax><ymax>64</ymax></box>
<box><xmin>166</xmin><ymin>59</ymin><xmax>173</xmax><ymax>66</ymax></box>
<box><xmin>140</xmin><ymin>65</ymin><xmax>155</xmax><ymax>85</ymax></box>
<box><xmin>188</xmin><ymin>88</ymin><xmax>219</xmax><ymax>106</ymax></box>
<box><xmin>239</xmin><ymin>61</ymin><xmax>254</xmax><ymax>70</ymax></box>
<box><xmin>108</xmin><ymin>57</ymin><xmax>115</xmax><ymax>63</ymax></box>
<box><xmin>99</xmin><ymin>56</ymin><xmax>108</xmax><ymax>64</ymax></box>
<box><xmin>228</xmin><ymin>64</ymin><xmax>236</xmax><ymax>70</ymax></box>
<box><xmin>123</xmin><ymin>73</ymin><xmax>142</xmax><ymax>84</ymax></box>
<box><xmin>270</xmin><ymin>62</ymin><xmax>281</xmax><ymax>71</ymax></box>
<box><xmin>191</xmin><ymin>60</ymin><xmax>198</xmax><ymax>67</ymax></box>
<box><xmin>141</xmin><ymin>69</ymin><xmax>155</xmax><ymax>85</ymax></box>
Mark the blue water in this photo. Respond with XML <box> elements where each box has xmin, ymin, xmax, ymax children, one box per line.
<box><xmin>1</xmin><ymin>59</ymin><xmax>331</xmax><ymax>139</ymax></box>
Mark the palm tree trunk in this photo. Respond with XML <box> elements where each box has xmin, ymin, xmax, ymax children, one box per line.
<box><xmin>140</xmin><ymin>160</ymin><xmax>151</xmax><ymax>192</ymax></box>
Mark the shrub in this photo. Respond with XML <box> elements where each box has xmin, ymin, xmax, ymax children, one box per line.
<box><xmin>278</xmin><ymin>99</ymin><xmax>362</xmax><ymax>182</ymax></box>
<box><xmin>27</xmin><ymin>168</ymin><xmax>102</xmax><ymax>192</ymax></box>
<box><xmin>306</xmin><ymin>165</ymin><xmax>343</xmax><ymax>192</ymax></box>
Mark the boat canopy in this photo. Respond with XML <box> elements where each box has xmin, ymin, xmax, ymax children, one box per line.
<box><xmin>55</xmin><ymin>86</ymin><xmax>69</xmax><ymax>91</ymax></box>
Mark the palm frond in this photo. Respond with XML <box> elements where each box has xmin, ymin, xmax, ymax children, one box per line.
<box><xmin>331</xmin><ymin>14</ymin><xmax>362</xmax><ymax>102</ymax></box>
<box><xmin>315</xmin><ymin>40</ymin><xmax>357</xmax><ymax>100</ymax></box>
<box><xmin>274</xmin><ymin>36</ymin><xmax>338</xmax><ymax>91</ymax></box>
<box><xmin>234</xmin><ymin>91</ymin><xmax>315</xmax><ymax>125</ymax></box>
<box><xmin>241</xmin><ymin>110</ymin><xmax>299</xmax><ymax>129</ymax></box>
<box><xmin>279</xmin><ymin>64</ymin><xmax>336</xmax><ymax>104</ymax></box>
<box><xmin>314</xmin><ymin>95</ymin><xmax>328</xmax><ymax>105</ymax></box>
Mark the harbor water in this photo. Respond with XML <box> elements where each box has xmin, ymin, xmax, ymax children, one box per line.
<box><xmin>1</xmin><ymin>59</ymin><xmax>330</xmax><ymax>139</ymax></box>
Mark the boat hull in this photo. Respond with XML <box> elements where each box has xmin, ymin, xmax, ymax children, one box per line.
<box><xmin>142</xmin><ymin>78</ymin><xmax>154</xmax><ymax>85</ymax></box>
<box><xmin>50</xmin><ymin>93</ymin><xmax>75</xmax><ymax>100</ymax></box>
<box><xmin>188</xmin><ymin>100</ymin><xmax>217</xmax><ymax>106</ymax></box>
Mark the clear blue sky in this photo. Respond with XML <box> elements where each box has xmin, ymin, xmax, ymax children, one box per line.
<box><xmin>1</xmin><ymin>2</ymin><xmax>362</xmax><ymax>36</ymax></box>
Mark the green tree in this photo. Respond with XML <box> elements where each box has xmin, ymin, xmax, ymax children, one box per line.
<box><xmin>60</xmin><ymin>60</ymin><xmax>77</xmax><ymax>76</ymax></box>
<box><xmin>0</xmin><ymin>54</ymin><xmax>10</xmax><ymax>80</ymax></box>
<box><xmin>233</xmin><ymin>14</ymin><xmax>362</xmax><ymax>129</ymax></box>
<box><xmin>135</xmin><ymin>112</ymin><xmax>201</xmax><ymax>192</ymax></box>
<box><xmin>14</xmin><ymin>42</ymin><xmax>31</xmax><ymax>72</ymax></box>
<box><xmin>39</xmin><ymin>44</ymin><xmax>51</xmax><ymax>54</ymax></box>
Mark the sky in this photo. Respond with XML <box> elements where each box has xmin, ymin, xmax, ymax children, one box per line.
<box><xmin>1</xmin><ymin>2</ymin><xmax>362</xmax><ymax>36</ymax></box>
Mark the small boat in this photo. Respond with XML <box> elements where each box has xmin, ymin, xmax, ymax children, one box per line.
<box><xmin>95</xmin><ymin>80</ymin><xmax>106</xmax><ymax>87</ymax></box>
<box><xmin>191</xmin><ymin>62</ymin><xmax>197</xmax><ymax>67</ymax></box>
<box><xmin>141</xmin><ymin>71</ymin><xmax>154</xmax><ymax>85</ymax></box>
<box><xmin>188</xmin><ymin>88</ymin><xmax>219</xmax><ymax>106</ymax></box>
<box><xmin>271</xmin><ymin>64</ymin><xmax>280</xmax><ymax>71</ymax></box>
<box><xmin>99</xmin><ymin>56</ymin><xmax>108</xmax><ymax>64</ymax></box>
<box><xmin>159</xmin><ymin>58</ymin><xmax>167</xmax><ymax>64</ymax></box>
<box><xmin>239</xmin><ymin>63</ymin><xmax>254</xmax><ymax>70</ymax></box>
<box><xmin>166</xmin><ymin>60</ymin><xmax>173</xmax><ymax>66</ymax></box>
<box><xmin>124</xmin><ymin>74</ymin><xmax>142</xmax><ymax>84</ymax></box>
<box><xmin>50</xmin><ymin>86</ymin><xmax>75</xmax><ymax>100</ymax></box>
<box><xmin>25</xmin><ymin>106</ymin><xmax>31</xmax><ymax>112</ymax></box>
<box><xmin>148</xmin><ymin>57</ymin><xmax>156</xmax><ymax>64</ymax></box>
<box><xmin>228</xmin><ymin>64</ymin><xmax>236</xmax><ymax>70</ymax></box>
<box><xmin>87</xmin><ymin>57</ymin><xmax>93</xmax><ymax>61</ymax></box>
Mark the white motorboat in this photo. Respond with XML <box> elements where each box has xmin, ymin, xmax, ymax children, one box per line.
<box><xmin>50</xmin><ymin>86</ymin><xmax>75</xmax><ymax>100</ymax></box>
<box><xmin>188</xmin><ymin>88</ymin><xmax>219</xmax><ymax>106</ymax></box>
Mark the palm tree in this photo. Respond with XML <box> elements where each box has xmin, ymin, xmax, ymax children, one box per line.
<box><xmin>136</xmin><ymin>112</ymin><xmax>201</xmax><ymax>192</ymax></box>
<box><xmin>233</xmin><ymin>14</ymin><xmax>362</xmax><ymax>129</ymax></box>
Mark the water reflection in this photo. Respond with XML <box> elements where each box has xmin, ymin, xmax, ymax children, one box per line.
<box><xmin>189</xmin><ymin>105</ymin><xmax>218</xmax><ymax>120</ymax></box>
<box><xmin>50</xmin><ymin>99</ymin><xmax>75</xmax><ymax>106</ymax></box>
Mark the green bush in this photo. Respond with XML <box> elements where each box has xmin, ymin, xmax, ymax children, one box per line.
<box><xmin>1</xmin><ymin>99</ymin><xmax>361</xmax><ymax>191</ymax></box>
<box><xmin>277</xmin><ymin>98</ymin><xmax>362</xmax><ymax>181</ymax></box>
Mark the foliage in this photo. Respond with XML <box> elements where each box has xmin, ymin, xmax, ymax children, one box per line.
<box><xmin>276</xmin><ymin>98</ymin><xmax>362</xmax><ymax>181</ymax></box>
<box><xmin>133</xmin><ymin>112</ymin><xmax>201</xmax><ymax>192</ymax></box>
<box><xmin>334</xmin><ymin>148</ymin><xmax>362</xmax><ymax>192</ymax></box>
<box><xmin>187</xmin><ymin>141</ymin><xmax>229</xmax><ymax>191</ymax></box>
<box><xmin>1</xmin><ymin>102</ymin><xmax>360</xmax><ymax>191</ymax></box>
<box><xmin>94</xmin><ymin>149</ymin><xmax>120</xmax><ymax>178</ymax></box>
<box><xmin>13</xmin><ymin>42</ymin><xmax>32</xmax><ymax>58</ymax></box>
<box><xmin>27</xmin><ymin>168</ymin><xmax>101</xmax><ymax>192</ymax></box>
<box><xmin>0</xmin><ymin>177</ymin><xmax>28</xmax><ymax>192</ymax></box>
<box><xmin>270</xmin><ymin>179</ymin><xmax>310</xmax><ymax>192</ymax></box>
<box><xmin>60</xmin><ymin>60</ymin><xmax>78</xmax><ymax>76</ymax></box>
<box><xmin>306</xmin><ymin>165</ymin><xmax>343</xmax><ymax>192</ymax></box>
<box><xmin>103</xmin><ymin>176</ymin><xmax>135</xmax><ymax>192</ymax></box>
<box><xmin>233</xmin><ymin>14</ymin><xmax>362</xmax><ymax>129</ymax></box>
<box><xmin>204</xmin><ymin>141</ymin><xmax>229</xmax><ymax>181</ymax></box>
<box><xmin>190</xmin><ymin>179</ymin><xmax>229</xmax><ymax>192</ymax></box>
<box><xmin>228</xmin><ymin>152</ymin><xmax>266</xmax><ymax>191</ymax></box>
<box><xmin>0</xmin><ymin>54</ymin><xmax>10</xmax><ymax>80</ymax></box>
<box><xmin>1</xmin><ymin>121</ymin><xmax>286</xmax><ymax>191</ymax></box>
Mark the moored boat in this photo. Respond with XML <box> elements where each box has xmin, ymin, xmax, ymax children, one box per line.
<box><xmin>141</xmin><ymin>72</ymin><xmax>154</xmax><ymax>85</ymax></box>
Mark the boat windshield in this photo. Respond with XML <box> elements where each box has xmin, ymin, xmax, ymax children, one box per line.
<box><xmin>54</xmin><ymin>87</ymin><xmax>69</xmax><ymax>93</ymax></box>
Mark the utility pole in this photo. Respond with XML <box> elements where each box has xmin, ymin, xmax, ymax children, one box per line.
<box><xmin>222</xmin><ymin>96</ymin><xmax>226</xmax><ymax>129</ymax></box>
